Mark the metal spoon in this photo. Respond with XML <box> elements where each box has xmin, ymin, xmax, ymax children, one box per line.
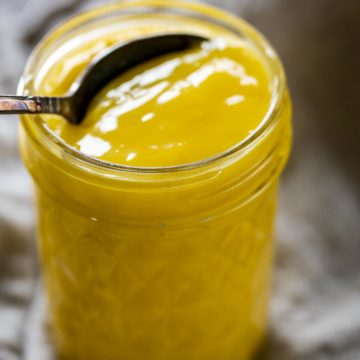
<box><xmin>0</xmin><ymin>34</ymin><xmax>206</xmax><ymax>124</ymax></box>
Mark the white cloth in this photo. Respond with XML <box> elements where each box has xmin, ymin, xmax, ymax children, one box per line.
<box><xmin>0</xmin><ymin>0</ymin><xmax>359</xmax><ymax>359</ymax></box>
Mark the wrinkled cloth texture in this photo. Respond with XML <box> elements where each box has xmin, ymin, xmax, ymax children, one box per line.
<box><xmin>0</xmin><ymin>0</ymin><xmax>359</xmax><ymax>359</ymax></box>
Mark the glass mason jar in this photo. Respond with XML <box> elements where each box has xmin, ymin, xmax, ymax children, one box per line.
<box><xmin>18</xmin><ymin>1</ymin><xmax>291</xmax><ymax>359</ymax></box>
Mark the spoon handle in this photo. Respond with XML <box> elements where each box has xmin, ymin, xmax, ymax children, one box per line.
<box><xmin>0</xmin><ymin>95</ymin><xmax>71</xmax><ymax>117</ymax></box>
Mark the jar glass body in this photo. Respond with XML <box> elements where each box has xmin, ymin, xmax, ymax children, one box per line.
<box><xmin>19</xmin><ymin>1</ymin><xmax>292</xmax><ymax>360</ymax></box>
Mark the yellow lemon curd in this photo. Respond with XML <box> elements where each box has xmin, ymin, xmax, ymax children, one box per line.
<box><xmin>48</xmin><ymin>39</ymin><xmax>271</xmax><ymax>166</ymax></box>
<box><xmin>19</xmin><ymin>2</ymin><xmax>291</xmax><ymax>360</ymax></box>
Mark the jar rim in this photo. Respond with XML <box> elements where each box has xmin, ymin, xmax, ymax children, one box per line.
<box><xmin>19</xmin><ymin>0</ymin><xmax>286</xmax><ymax>175</ymax></box>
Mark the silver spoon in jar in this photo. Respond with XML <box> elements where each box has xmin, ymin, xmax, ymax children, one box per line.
<box><xmin>0</xmin><ymin>34</ymin><xmax>206</xmax><ymax>124</ymax></box>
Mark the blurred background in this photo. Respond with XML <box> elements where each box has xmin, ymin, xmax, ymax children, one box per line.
<box><xmin>0</xmin><ymin>0</ymin><xmax>359</xmax><ymax>359</ymax></box>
